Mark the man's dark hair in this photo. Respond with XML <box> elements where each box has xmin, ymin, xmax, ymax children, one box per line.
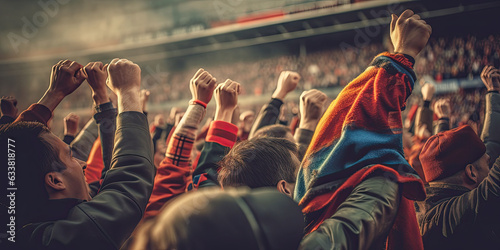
<box><xmin>253</xmin><ymin>124</ymin><xmax>291</xmax><ymax>139</ymax></box>
<box><xmin>0</xmin><ymin>122</ymin><xmax>65</xmax><ymax>225</ymax></box>
<box><xmin>218</xmin><ymin>137</ymin><xmax>298</xmax><ymax>188</ymax></box>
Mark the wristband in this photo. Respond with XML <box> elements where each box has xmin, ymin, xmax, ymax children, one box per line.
<box><xmin>190</xmin><ymin>99</ymin><xmax>207</xmax><ymax>109</ymax></box>
<box><xmin>487</xmin><ymin>90</ymin><xmax>499</xmax><ymax>94</ymax></box>
<box><xmin>95</xmin><ymin>102</ymin><xmax>114</xmax><ymax>113</ymax></box>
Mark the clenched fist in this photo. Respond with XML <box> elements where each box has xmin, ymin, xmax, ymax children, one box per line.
<box><xmin>84</xmin><ymin>61</ymin><xmax>109</xmax><ymax>105</ymax></box>
<box><xmin>299</xmin><ymin>89</ymin><xmax>328</xmax><ymax>130</ymax></box>
<box><xmin>480</xmin><ymin>66</ymin><xmax>500</xmax><ymax>92</ymax></box>
<box><xmin>434</xmin><ymin>99</ymin><xmax>450</xmax><ymax>119</ymax></box>
<box><xmin>272</xmin><ymin>71</ymin><xmax>300</xmax><ymax>100</ymax></box>
<box><xmin>107</xmin><ymin>58</ymin><xmax>141</xmax><ymax>94</ymax></box>
<box><xmin>390</xmin><ymin>9</ymin><xmax>432</xmax><ymax>58</ymax></box>
<box><xmin>214</xmin><ymin>79</ymin><xmax>241</xmax><ymax>122</ymax></box>
<box><xmin>64</xmin><ymin>113</ymin><xmax>80</xmax><ymax>137</ymax></box>
<box><xmin>106</xmin><ymin>58</ymin><xmax>142</xmax><ymax>112</ymax></box>
<box><xmin>48</xmin><ymin>60</ymin><xmax>87</xmax><ymax>98</ymax></box>
<box><xmin>190</xmin><ymin>68</ymin><xmax>217</xmax><ymax>105</ymax></box>
<box><xmin>421</xmin><ymin>83</ymin><xmax>435</xmax><ymax>101</ymax></box>
<box><xmin>0</xmin><ymin>96</ymin><xmax>18</xmax><ymax>118</ymax></box>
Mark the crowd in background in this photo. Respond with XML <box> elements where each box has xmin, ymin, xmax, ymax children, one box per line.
<box><xmin>2</xmin><ymin>9</ymin><xmax>500</xmax><ymax>250</ymax></box>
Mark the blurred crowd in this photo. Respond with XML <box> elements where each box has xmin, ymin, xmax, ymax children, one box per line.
<box><xmin>2</xmin><ymin>9</ymin><xmax>500</xmax><ymax>250</ymax></box>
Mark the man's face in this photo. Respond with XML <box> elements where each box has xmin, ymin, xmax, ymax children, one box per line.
<box><xmin>42</xmin><ymin>132</ymin><xmax>92</xmax><ymax>201</ymax></box>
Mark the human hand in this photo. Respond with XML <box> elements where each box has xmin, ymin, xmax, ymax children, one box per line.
<box><xmin>480</xmin><ymin>65</ymin><xmax>500</xmax><ymax>92</ymax></box>
<box><xmin>299</xmin><ymin>89</ymin><xmax>327</xmax><ymax>130</ymax></box>
<box><xmin>64</xmin><ymin>113</ymin><xmax>80</xmax><ymax>137</ymax></box>
<box><xmin>153</xmin><ymin>114</ymin><xmax>166</xmax><ymax>127</ymax></box>
<box><xmin>214</xmin><ymin>79</ymin><xmax>241</xmax><ymax>122</ymax></box>
<box><xmin>83</xmin><ymin>61</ymin><xmax>109</xmax><ymax>105</ymax></box>
<box><xmin>434</xmin><ymin>99</ymin><xmax>450</xmax><ymax>119</ymax></box>
<box><xmin>168</xmin><ymin>107</ymin><xmax>181</xmax><ymax>124</ymax></box>
<box><xmin>272</xmin><ymin>71</ymin><xmax>300</xmax><ymax>100</ymax></box>
<box><xmin>421</xmin><ymin>83</ymin><xmax>435</xmax><ymax>101</ymax></box>
<box><xmin>240</xmin><ymin>110</ymin><xmax>255</xmax><ymax>132</ymax></box>
<box><xmin>38</xmin><ymin>60</ymin><xmax>87</xmax><ymax>112</ymax></box>
<box><xmin>106</xmin><ymin>58</ymin><xmax>142</xmax><ymax>112</ymax></box>
<box><xmin>48</xmin><ymin>60</ymin><xmax>87</xmax><ymax>98</ymax></box>
<box><xmin>390</xmin><ymin>9</ymin><xmax>432</xmax><ymax>58</ymax></box>
<box><xmin>189</xmin><ymin>68</ymin><xmax>217</xmax><ymax>105</ymax></box>
<box><xmin>0</xmin><ymin>96</ymin><xmax>18</xmax><ymax>118</ymax></box>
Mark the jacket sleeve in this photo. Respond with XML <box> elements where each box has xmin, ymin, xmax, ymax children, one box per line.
<box><xmin>23</xmin><ymin>111</ymin><xmax>155</xmax><ymax>249</ymax></box>
<box><xmin>433</xmin><ymin>118</ymin><xmax>450</xmax><ymax>134</ymax></box>
<box><xmin>190</xmin><ymin>120</ymin><xmax>238</xmax><ymax>190</ymax></box>
<box><xmin>248</xmin><ymin>98</ymin><xmax>283</xmax><ymax>138</ymax></box>
<box><xmin>14</xmin><ymin>104</ymin><xmax>52</xmax><ymax>125</ymax></box>
<box><xmin>70</xmin><ymin>119</ymin><xmax>99</xmax><ymax>162</ymax></box>
<box><xmin>144</xmin><ymin>103</ymin><xmax>205</xmax><ymax>218</ymax></box>
<box><xmin>93</xmin><ymin>104</ymin><xmax>118</xmax><ymax>179</ymax></box>
<box><xmin>415</xmin><ymin>100</ymin><xmax>433</xmax><ymax>134</ymax></box>
<box><xmin>294</xmin><ymin>128</ymin><xmax>314</xmax><ymax>161</ymax></box>
<box><xmin>420</xmin><ymin>156</ymin><xmax>500</xmax><ymax>244</ymax></box>
<box><xmin>300</xmin><ymin>175</ymin><xmax>400</xmax><ymax>250</ymax></box>
<box><xmin>481</xmin><ymin>92</ymin><xmax>500</xmax><ymax>167</ymax></box>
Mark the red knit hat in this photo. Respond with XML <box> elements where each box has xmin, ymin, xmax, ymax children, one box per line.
<box><xmin>420</xmin><ymin>125</ymin><xmax>486</xmax><ymax>182</ymax></box>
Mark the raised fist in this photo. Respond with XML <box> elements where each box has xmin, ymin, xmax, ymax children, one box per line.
<box><xmin>0</xmin><ymin>96</ymin><xmax>18</xmax><ymax>118</ymax></box>
<box><xmin>107</xmin><ymin>58</ymin><xmax>141</xmax><ymax>94</ymax></box>
<box><xmin>189</xmin><ymin>68</ymin><xmax>217</xmax><ymax>105</ymax></box>
<box><xmin>64</xmin><ymin>113</ymin><xmax>80</xmax><ymax>137</ymax></box>
<box><xmin>153</xmin><ymin>114</ymin><xmax>166</xmax><ymax>127</ymax></box>
<box><xmin>434</xmin><ymin>99</ymin><xmax>450</xmax><ymax>119</ymax></box>
<box><xmin>272</xmin><ymin>71</ymin><xmax>300</xmax><ymax>100</ymax></box>
<box><xmin>390</xmin><ymin>9</ymin><xmax>432</xmax><ymax>58</ymax></box>
<box><xmin>480</xmin><ymin>66</ymin><xmax>500</xmax><ymax>92</ymax></box>
<box><xmin>299</xmin><ymin>89</ymin><xmax>328</xmax><ymax>130</ymax></box>
<box><xmin>48</xmin><ymin>60</ymin><xmax>87</xmax><ymax>97</ymax></box>
<box><xmin>421</xmin><ymin>83</ymin><xmax>435</xmax><ymax>101</ymax></box>
<box><xmin>240</xmin><ymin>110</ymin><xmax>255</xmax><ymax>132</ymax></box>
<box><xmin>214</xmin><ymin>79</ymin><xmax>241</xmax><ymax>122</ymax></box>
<box><xmin>83</xmin><ymin>61</ymin><xmax>108</xmax><ymax>105</ymax></box>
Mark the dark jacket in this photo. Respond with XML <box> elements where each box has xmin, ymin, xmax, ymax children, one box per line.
<box><xmin>417</xmin><ymin>92</ymin><xmax>500</xmax><ymax>249</ymax></box>
<box><xmin>17</xmin><ymin>112</ymin><xmax>155</xmax><ymax>250</ymax></box>
<box><xmin>416</xmin><ymin>157</ymin><xmax>500</xmax><ymax>250</ymax></box>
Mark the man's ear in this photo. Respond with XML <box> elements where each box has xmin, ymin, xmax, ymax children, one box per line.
<box><xmin>45</xmin><ymin>172</ymin><xmax>66</xmax><ymax>191</ymax></box>
<box><xmin>277</xmin><ymin>180</ymin><xmax>292</xmax><ymax>197</ymax></box>
<box><xmin>465</xmin><ymin>164</ymin><xmax>478</xmax><ymax>185</ymax></box>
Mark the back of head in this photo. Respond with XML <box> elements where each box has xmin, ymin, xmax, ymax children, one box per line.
<box><xmin>218</xmin><ymin>137</ymin><xmax>298</xmax><ymax>188</ymax></box>
<box><xmin>0</xmin><ymin>122</ymin><xmax>64</xmax><ymax>225</ymax></box>
<box><xmin>131</xmin><ymin>187</ymin><xmax>304</xmax><ymax>250</ymax></box>
<box><xmin>420</xmin><ymin>125</ymin><xmax>486</xmax><ymax>182</ymax></box>
<box><xmin>253</xmin><ymin>124</ymin><xmax>291</xmax><ymax>139</ymax></box>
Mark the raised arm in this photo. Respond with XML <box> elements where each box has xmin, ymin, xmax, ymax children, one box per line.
<box><xmin>297</xmin><ymin>9</ymin><xmax>431</xmax><ymax>250</ymax></box>
<box><xmin>191</xmin><ymin>79</ymin><xmax>241</xmax><ymax>189</ymax></box>
<box><xmin>433</xmin><ymin>99</ymin><xmax>451</xmax><ymax>134</ymax></box>
<box><xmin>415</xmin><ymin>83</ymin><xmax>435</xmax><ymax>134</ymax></box>
<box><xmin>249</xmin><ymin>71</ymin><xmax>300</xmax><ymax>138</ymax></box>
<box><xmin>480</xmin><ymin>66</ymin><xmax>500</xmax><ymax>167</ymax></box>
<box><xmin>145</xmin><ymin>68</ymin><xmax>217</xmax><ymax>218</ymax></box>
<box><xmin>21</xmin><ymin>58</ymin><xmax>155</xmax><ymax>249</ymax></box>
<box><xmin>15</xmin><ymin>60</ymin><xmax>86</xmax><ymax>125</ymax></box>
<box><xmin>295</xmin><ymin>89</ymin><xmax>327</xmax><ymax>161</ymax></box>
<box><xmin>84</xmin><ymin>61</ymin><xmax>117</xmax><ymax>178</ymax></box>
